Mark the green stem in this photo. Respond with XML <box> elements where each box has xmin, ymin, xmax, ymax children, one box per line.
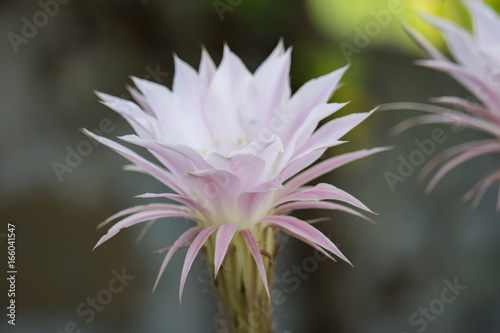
<box><xmin>205</xmin><ymin>226</ymin><xmax>276</xmax><ymax>333</ymax></box>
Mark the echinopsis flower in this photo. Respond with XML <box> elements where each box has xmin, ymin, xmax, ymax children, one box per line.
<box><xmin>386</xmin><ymin>0</ymin><xmax>500</xmax><ymax>210</ymax></box>
<box><xmin>85</xmin><ymin>41</ymin><xmax>384</xmax><ymax>331</ymax></box>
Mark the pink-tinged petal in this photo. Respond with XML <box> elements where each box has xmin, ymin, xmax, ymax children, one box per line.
<box><xmin>153</xmin><ymin>226</ymin><xmax>202</xmax><ymax>292</ymax></box>
<box><xmin>127</xmin><ymin>85</ymin><xmax>157</xmax><ymax>117</ymax></box>
<box><xmin>300</xmin><ymin>110</ymin><xmax>375</xmax><ymax>153</ymax></box>
<box><xmin>206</xmin><ymin>152</ymin><xmax>266</xmax><ymax>190</ymax></box>
<box><xmin>274</xmin><ymin>201</ymin><xmax>375</xmax><ymax>224</ymax></box>
<box><xmin>284</xmin><ymin>147</ymin><xmax>389</xmax><ymax>194</ymax></box>
<box><xmin>291</xmin><ymin>102</ymin><xmax>349</xmax><ymax>150</ymax></box>
<box><xmin>240</xmin><ymin>229</ymin><xmax>270</xmax><ymax>298</ymax></box>
<box><xmin>136</xmin><ymin>219</ymin><xmax>156</xmax><ymax>243</ymax></box>
<box><xmin>95</xmin><ymin>210</ymin><xmax>195</xmax><ymax>249</ymax></box>
<box><xmin>379</xmin><ymin>103</ymin><xmax>500</xmax><ymax>137</ymax></box>
<box><xmin>422</xmin><ymin>14</ymin><xmax>484</xmax><ymax>73</ymax></box>
<box><xmin>432</xmin><ymin>96</ymin><xmax>500</xmax><ymax>124</ymax></box>
<box><xmin>393</xmin><ymin>113</ymin><xmax>500</xmax><ymax>138</ymax></box>
<box><xmin>240</xmin><ymin>48</ymin><xmax>291</xmax><ymax>135</ymax></box>
<box><xmin>199</xmin><ymin>47</ymin><xmax>216</xmax><ymax>84</ymax></box>
<box><xmin>136</xmin><ymin>192</ymin><xmax>213</xmax><ymax>219</ymax></box>
<box><xmin>419</xmin><ymin>139</ymin><xmax>497</xmax><ymax>182</ymax></box>
<box><xmin>465</xmin><ymin>169</ymin><xmax>500</xmax><ymax>208</ymax></box>
<box><xmin>97</xmin><ymin>203</ymin><xmax>189</xmax><ymax>229</ymax></box>
<box><xmin>82</xmin><ymin>129</ymin><xmax>187</xmax><ymax>195</ymax></box>
<box><xmin>95</xmin><ymin>91</ymin><xmax>157</xmax><ymax>139</ymax></box>
<box><xmin>183</xmin><ymin>169</ymin><xmax>241</xmax><ymax>205</ymax></box>
<box><xmin>131</xmin><ymin>77</ymin><xmax>212</xmax><ymax>146</ymax></box>
<box><xmin>236</xmin><ymin>134</ymin><xmax>284</xmax><ymax>180</ymax></box>
<box><xmin>279</xmin><ymin>148</ymin><xmax>327</xmax><ymax>183</ymax></box>
<box><xmin>120</xmin><ymin>134</ymin><xmax>212</xmax><ymax>172</ymax></box>
<box><xmin>400</xmin><ymin>24</ymin><xmax>446</xmax><ymax>60</ymax></box>
<box><xmin>202</xmin><ymin>45</ymin><xmax>251</xmax><ymax>145</ymax></box>
<box><xmin>284</xmin><ymin>65</ymin><xmax>349</xmax><ymax>142</ymax></box>
<box><xmin>277</xmin><ymin>183</ymin><xmax>374</xmax><ymax>213</ymax></box>
<box><xmin>238</xmin><ymin>191</ymin><xmax>274</xmax><ymax>224</ymax></box>
<box><xmin>214</xmin><ymin>223</ymin><xmax>239</xmax><ymax>276</ymax></box>
<box><xmin>417</xmin><ymin>60</ymin><xmax>500</xmax><ymax>113</ymax></box>
<box><xmin>466</xmin><ymin>0</ymin><xmax>500</xmax><ymax>45</ymax></box>
<box><xmin>173</xmin><ymin>55</ymin><xmax>206</xmax><ymax>114</ymax></box>
<box><xmin>426</xmin><ymin>143</ymin><xmax>500</xmax><ymax>193</ymax></box>
<box><xmin>180</xmin><ymin>226</ymin><xmax>219</xmax><ymax>301</ymax></box>
<box><xmin>249</xmin><ymin>175</ymin><xmax>283</xmax><ymax>193</ymax></box>
<box><xmin>261</xmin><ymin>215</ymin><xmax>351</xmax><ymax>265</ymax></box>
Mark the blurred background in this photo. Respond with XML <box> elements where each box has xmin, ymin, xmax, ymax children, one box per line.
<box><xmin>1</xmin><ymin>0</ymin><xmax>500</xmax><ymax>332</ymax></box>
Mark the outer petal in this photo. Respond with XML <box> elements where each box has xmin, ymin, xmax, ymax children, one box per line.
<box><xmin>97</xmin><ymin>203</ymin><xmax>190</xmax><ymax>229</ymax></box>
<box><xmin>199</xmin><ymin>47</ymin><xmax>216</xmax><ymax>84</ymax></box>
<box><xmin>240</xmin><ymin>229</ymin><xmax>270</xmax><ymax>298</ymax></box>
<box><xmin>466</xmin><ymin>0</ymin><xmax>500</xmax><ymax>45</ymax></box>
<box><xmin>94</xmin><ymin>210</ymin><xmax>195</xmax><ymax>249</ymax></box>
<box><xmin>426</xmin><ymin>142</ymin><xmax>500</xmax><ymax>193</ymax></box>
<box><xmin>214</xmin><ymin>223</ymin><xmax>239</xmax><ymax>276</ymax></box>
<box><xmin>180</xmin><ymin>226</ymin><xmax>219</xmax><ymax>301</ymax></box>
<box><xmin>136</xmin><ymin>192</ymin><xmax>213</xmax><ymax>219</ymax></box>
<box><xmin>422</xmin><ymin>14</ymin><xmax>484</xmax><ymax>74</ymax></box>
<box><xmin>274</xmin><ymin>201</ymin><xmax>375</xmax><ymax>224</ymax></box>
<box><xmin>277</xmin><ymin>183</ymin><xmax>374</xmax><ymax>213</ymax></box>
<box><xmin>96</xmin><ymin>92</ymin><xmax>157</xmax><ymax>139</ymax></box>
<box><xmin>202</xmin><ymin>45</ymin><xmax>251</xmax><ymax>147</ymax></box>
<box><xmin>261</xmin><ymin>215</ymin><xmax>351</xmax><ymax>264</ymax></box>
<box><xmin>283</xmin><ymin>147</ymin><xmax>389</xmax><ymax>194</ymax></box>
<box><xmin>82</xmin><ymin>129</ymin><xmax>186</xmax><ymax>195</ymax></box>
<box><xmin>283</xmin><ymin>65</ymin><xmax>349</xmax><ymax>143</ymax></box>
<box><xmin>153</xmin><ymin>226</ymin><xmax>202</xmax><ymax>292</ymax></box>
<box><xmin>240</xmin><ymin>48</ymin><xmax>291</xmax><ymax>136</ymax></box>
<box><xmin>173</xmin><ymin>55</ymin><xmax>207</xmax><ymax>114</ymax></box>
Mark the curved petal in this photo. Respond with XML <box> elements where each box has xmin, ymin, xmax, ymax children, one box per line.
<box><xmin>283</xmin><ymin>147</ymin><xmax>389</xmax><ymax>194</ymax></box>
<box><xmin>214</xmin><ymin>223</ymin><xmax>239</xmax><ymax>276</ymax></box>
<box><xmin>97</xmin><ymin>203</ymin><xmax>190</xmax><ymax>229</ymax></box>
<box><xmin>274</xmin><ymin>201</ymin><xmax>375</xmax><ymax>224</ymax></box>
<box><xmin>240</xmin><ymin>229</ymin><xmax>270</xmax><ymax>298</ymax></box>
<box><xmin>94</xmin><ymin>210</ymin><xmax>195</xmax><ymax>249</ymax></box>
<box><xmin>277</xmin><ymin>183</ymin><xmax>374</xmax><ymax>213</ymax></box>
<box><xmin>261</xmin><ymin>215</ymin><xmax>351</xmax><ymax>265</ymax></box>
<box><xmin>82</xmin><ymin>129</ymin><xmax>187</xmax><ymax>195</ymax></box>
<box><xmin>180</xmin><ymin>226</ymin><xmax>219</xmax><ymax>301</ymax></box>
<box><xmin>426</xmin><ymin>143</ymin><xmax>500</xmax><ymax>193</ymax></box>
<box><xmin>153</xmin><ymin>226</ymin><xmax>202</xmax><ymax>292</ymax></box>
